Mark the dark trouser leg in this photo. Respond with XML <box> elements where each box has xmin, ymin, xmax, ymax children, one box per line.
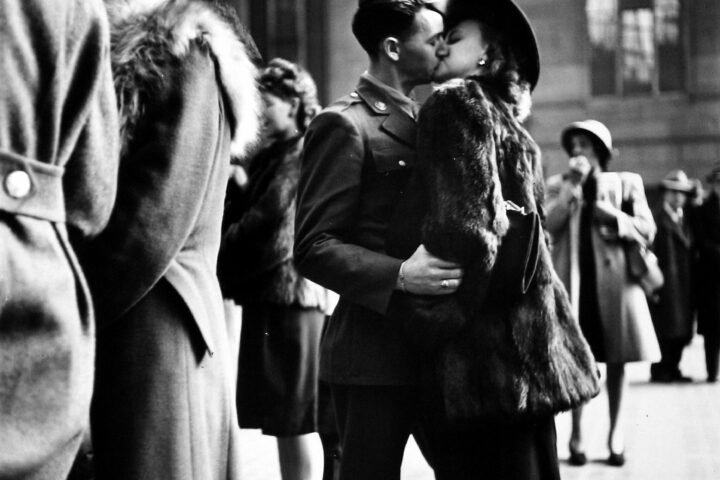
<box><xmin>330</xmin><ymin>384</ymin><xmax>420</xmax><ymax>480</ymax></box>
<box><xmin>705</xmin><ymin>336</ymin><xmax>720</xmax><ymax>381</ymax></box>
<box><xmin>424</xmin><ymin>416</ymin><xmax>561</xmax><ymax>480</ymax></box>
<box><xmin>320</xmin><ymin>432</ymin><xmax>341</xmax><ymax>480</ymax></box>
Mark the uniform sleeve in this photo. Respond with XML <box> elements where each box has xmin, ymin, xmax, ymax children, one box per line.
<box><xmin>80</xmin><ymin>45</ymin><xmax>223</xmax><ymax>322</ymax></box>
<box><xmin>294</xmin><ymin>110</ymin><xmax>402</xmax><ymax>314</ymax></box>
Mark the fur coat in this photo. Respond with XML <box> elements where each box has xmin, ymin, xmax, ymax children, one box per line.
<box><xmin>219</xmin><ymin>136</ymin><xmax>334</xmax><ymax>312</ymax></box>
<box><xmin>389</xmin><ymin>77</ymin><xmax>600</xmax><ymax>425</ymax></box>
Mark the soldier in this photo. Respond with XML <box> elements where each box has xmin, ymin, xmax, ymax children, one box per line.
<box><xmin>294</xmin><ymin>1</ymin><xmax>455</xmax><ymax>478</ymax></box>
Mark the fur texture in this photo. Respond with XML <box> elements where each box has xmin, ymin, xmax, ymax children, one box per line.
<box><xmin>408</xmin><ymin>77</ymin><xmax>600</xmax><ymax>425</ymax></box>
<box><xmin>219</xmin><ymin>138</ymin><xmax>333</xmax><ymax>313</ymax></box>
<box><xmin>106</xmin><ymin>0</ymin><xmax>261</xmax><ymax>158</ymax></box>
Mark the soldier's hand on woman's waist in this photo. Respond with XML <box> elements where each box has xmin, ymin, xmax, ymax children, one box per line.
<box><xmin>396</xmin><ymin>244</ymin><xmax>463</xmax><ymax>295</ymax></box>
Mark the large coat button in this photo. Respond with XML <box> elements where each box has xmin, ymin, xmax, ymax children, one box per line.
<box><xmin>5</xmin><ymin>170</ymin><xmax>32</xmax><ymax>199</ymax></box>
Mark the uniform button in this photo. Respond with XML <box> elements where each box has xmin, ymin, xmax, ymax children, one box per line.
<box><xmin>398</xmin><ymin>160</ymin><xmax>406</xmax><ymax>167</ymax></box>
<box><xmin>375</xmin><ymin>101</ymin><xmax>387</xmax><ymax>111</ymax></box>
<box><xmin>5</xmin><ymin>170</ymin><xmax>32</xmax><ymax>199</ymax></box>
<box><xmin>350</xmin><ymin>92</ymin><xmax>359</xmax><ymax>98</ymax></box>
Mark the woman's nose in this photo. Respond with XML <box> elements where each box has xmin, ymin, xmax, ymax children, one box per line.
<box><xmin>436</xmin><ymin>40</ymin><xmax>448</xmax><ymax>58</ymax></box>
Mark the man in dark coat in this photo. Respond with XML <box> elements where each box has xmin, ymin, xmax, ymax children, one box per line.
<box><xmin>650</xmin><ymin>170</ymin><xmax>695</xmax><ymax>383</ymax></box>
<box><xmin>294</xmin><ymin>1</ymin><xmax>458</xmax><ymax>478</ymax></box>
<box><xmin>693</xmin><ymin>165</ymin><xmax>720</xmax><ymax>383</ymax></box>
<box><xmin>78</xmin><ymin>1</ymin><xmax>261</xmax><ymax>479</ymax></box>
<box><xmin>0</xmin><ymin>1</ymin><xmax>119</xmax><ymax>478</ymax></box>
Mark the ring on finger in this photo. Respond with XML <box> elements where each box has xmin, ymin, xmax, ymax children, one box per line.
<box><xmin>441</xmin><ymin>279</ymin><xmax>449</xmax><ymax>289</ymax></box>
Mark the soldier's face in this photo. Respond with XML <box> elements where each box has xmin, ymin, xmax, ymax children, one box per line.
<box><xmin>396</xmin><ymin>8</ymin><xmax>445</xmax><ymax>87</ymax></box>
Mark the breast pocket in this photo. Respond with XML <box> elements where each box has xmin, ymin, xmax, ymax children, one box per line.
<box><xmin>370</xmin><ymin>137</ymin><xmax>416</xmax><ymax>174</ymax></box>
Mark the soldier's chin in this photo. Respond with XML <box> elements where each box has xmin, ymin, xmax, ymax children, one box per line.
<box><xmin>432</xmin><ymin>66</ymin><xmax>456</xmax><ymax>83</ymax></box>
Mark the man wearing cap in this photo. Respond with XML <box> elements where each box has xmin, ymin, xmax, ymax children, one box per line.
<box><xmin>649</xmin><ymin>170</ymin><xmax>695</xmax><ymax>383</ymax></box>
<box><xmin>693</xmin><ymin>165</ymin><xmax>720</xmax><ymax>382</ymax></box>
<box><xmin>294</xmin><ymin>1</ymin><xmax>455</xmax><ymax>478</ymax></box>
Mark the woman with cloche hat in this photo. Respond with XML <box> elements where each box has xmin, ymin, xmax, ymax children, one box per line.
<box><xmin>386</xmin><ymin>0</ymin><xmax>600</xmax><ymax>478</ymax></box>
<box><xmin>546</xmin><ymin>119</ymin><xmax>660</xmax><ymax>467</ymax></box>
<box><xmin>693</xmin><ymin>165</ymin><xmax>720</xmax><ymax>383</ymax></box>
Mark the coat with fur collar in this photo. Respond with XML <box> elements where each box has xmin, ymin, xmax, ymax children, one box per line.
<box><xmin>388</xmin><ymin>77</ymin><xmax>600</xmax><ymax>425</ymax></box>
<box><xmin>77</xmin><ymin>3</ymin><xmax>260</xmax><ymax>478</ymax></box>
<box><xmin>219</xmin><ymin>137</ymin><xmax>334</xmax><ymax>313</ymax></box>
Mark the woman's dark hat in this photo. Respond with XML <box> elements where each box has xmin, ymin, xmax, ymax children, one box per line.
<box><xmin>661</xmin><ymin>170</ymin><xmax>694</xmax><ymax>193</ymax></box>
<box><xmin>445</xmin><ymin>0</ymin><xmax>540</xmax><ymax>90</ymax></box>
<box><xmin>561</xmin><ymin>119</ymin><xmax>613</xmax><ymax>161</ymax></box>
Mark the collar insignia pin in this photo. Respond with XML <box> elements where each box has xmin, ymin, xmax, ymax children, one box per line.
<box><xmin>375</xmin><ymin>101</ymin><xmax>387</xmax><ymax>111</ymax></box>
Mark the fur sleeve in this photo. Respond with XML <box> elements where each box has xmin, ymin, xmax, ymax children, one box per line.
<box><xmin>418</xmin><ymin>79</ymin><xmax>509</xmax><ymax>279</ymax></box>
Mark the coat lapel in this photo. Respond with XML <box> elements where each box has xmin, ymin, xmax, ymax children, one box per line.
<box><xmin>355</xmin><ymin>77</ymin><xmax>417</xmax><ymax>148</ymax></box>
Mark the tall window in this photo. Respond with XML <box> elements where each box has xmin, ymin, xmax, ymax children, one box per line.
<box><xmin>587</xmin><ymin>0</ymin><xmax>685</xmax><ymax>96</ymax></box>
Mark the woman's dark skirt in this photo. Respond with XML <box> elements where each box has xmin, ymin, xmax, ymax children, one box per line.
<box><xmin>237</xmin><ymin>303</ymin><xmax>325</xmax><ymax>436</ymax></box>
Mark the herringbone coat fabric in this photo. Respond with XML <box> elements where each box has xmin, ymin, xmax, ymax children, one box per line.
<box><xmin>78</xmin><ymin>1</ymin><xmax>260</xmax><ymax>479</ymax></box>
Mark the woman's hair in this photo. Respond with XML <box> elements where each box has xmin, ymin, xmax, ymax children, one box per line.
<box><xmin>259</xmin><ymin>58</ymin><xmax>320</xmax><ymax>132</ymax></box>
<box><xmin>475</xmin><ymin>22</ymin><xmax>532</xmax><ymax>118</ymax></box>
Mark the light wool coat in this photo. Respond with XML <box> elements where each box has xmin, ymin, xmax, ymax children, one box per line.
<box><xmin>546</xmin><ymin>171</ymin><xmax>660</xmax><ymax>362</ymax></box>
<box><xmin>0</xmin><ymin>0</ymin><xmax>119</xmax><ymax>477</ymax></box>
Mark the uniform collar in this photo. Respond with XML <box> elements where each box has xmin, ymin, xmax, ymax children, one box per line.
<box><xmin>354</xmin><ymin>75</ymin><xmax>417</xmax><ymax>147</ymax></box>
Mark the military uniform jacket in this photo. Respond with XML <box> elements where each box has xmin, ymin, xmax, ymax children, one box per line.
<box><xmin>295</xmin><ymin>76</ymin><xmax>423</xmax><ymax>385</ymax></box>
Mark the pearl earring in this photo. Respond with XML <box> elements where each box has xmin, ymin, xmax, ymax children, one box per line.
<box><xmin>477</xmin><ymin>57</ymin><xmax>487</xmax><ymax>67</ymax></box>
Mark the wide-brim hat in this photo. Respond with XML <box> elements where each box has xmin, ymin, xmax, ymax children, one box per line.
<box><xmin>444</xmin><ymin>0</ymin><xmax>540</xmax><ymax>90</ymax></box>
<box><xmin>661</xmin><ymin>169</ymin><xmax>694</xmax><ymax>192</ymax></box>
<box><xmin>561</xmin><ymin>119</ymin><xmax>613</xmax><ymax>161</ymax></box>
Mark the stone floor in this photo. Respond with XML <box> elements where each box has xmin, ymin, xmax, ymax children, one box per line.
<box><xmin>237</xmin><ymin>336</ymin><xmax>720</xmax><ymax>479</ymax></box>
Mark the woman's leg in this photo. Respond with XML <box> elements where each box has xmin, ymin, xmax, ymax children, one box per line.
<box><xmin>277</xmin><ymin>433</ymin><xmax>324</xmax><ymax>480</ymax></box>
<box><xmin>606</xmin><ymin>362</ymin><xmax>627</xmax><ymax>454</ymax></box>
<box><xmin>569</xmin><ymin>406</ymin><xmax>584</xmax><ymax>452</ymax></box>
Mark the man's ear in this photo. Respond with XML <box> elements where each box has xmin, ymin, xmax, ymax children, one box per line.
<box><xmin>381</xmin><ymin>37</ymin><xmax>401</xmax><ymax>62</ymax></box>
<box><xmin>288</xmin><ymin>97</ymin><xmax>300</xmax><ymax>118</ymax></box>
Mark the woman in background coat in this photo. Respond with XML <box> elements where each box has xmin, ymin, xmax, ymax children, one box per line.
<box><xmin>0</xmin><ymin>1</ymin><xmax>118</xmax><ymax>478</ymax></box>
<box><xmin>219</xmin><ymin>58</ymin><xmax>332</xmax><ymax>480</ymax></box>
<box><xmin>79</xmin><ymin>1</ymin><xmax>261</xmax><ymax>479</ymax></box>
<box><xmin>546</xmin><ymin>120</ymin><xmax>660</xmax><ymax>466</ymax></box>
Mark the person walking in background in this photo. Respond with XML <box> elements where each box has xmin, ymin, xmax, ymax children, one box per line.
<box><xmin>218</xmin><ymin>58</ymin><xmax>333</xmax><ymax>480</ymax></box>
<box><xmin>693</xmin><ymin>165</ymin><xmax>720</xmax><ymax>383</ymax></box>
<box><xmin>0</xmin><ymin>1</ymin><xmax>119</xmax><ymax>478</ymax></box>
<box><xmin>78</xmin><ymin>1</ymin><xmax>261</xmax><ymax>479</ymax></box>
<box><xmin>650</xmin><ymin>170</ymin><xmax>695</xmax><ymax>383</ymax></box>
<box><xmin>294</xmin><ymin>1</ymin><xmax>451</xmax><ymax>478</ymax></box>
<box><xmin>546</xmin><ymin>119</ymin><xmax>660</xmax><ymax>467</ymax></box>
<box><xmin>384</xmin><ymin>1</ymin><xmax>600</xmax><ymax>478</ymax></box>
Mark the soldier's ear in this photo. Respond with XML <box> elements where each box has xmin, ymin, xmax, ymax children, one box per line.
<box><xmin>382</xmin><ymin>37</ymin><xmax>401</xmax><ymax>62</ymax></box>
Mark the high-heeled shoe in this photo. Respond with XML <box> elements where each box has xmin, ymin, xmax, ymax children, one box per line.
<box><xmin>607</xmin><ymin>451</ymin><xmax>625</xmax><ymax>467</ymax></box>
<box><xmin>568</xmin><ymin>444</ymin><xmax>587</xmax><ymax>466</ymax></box>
